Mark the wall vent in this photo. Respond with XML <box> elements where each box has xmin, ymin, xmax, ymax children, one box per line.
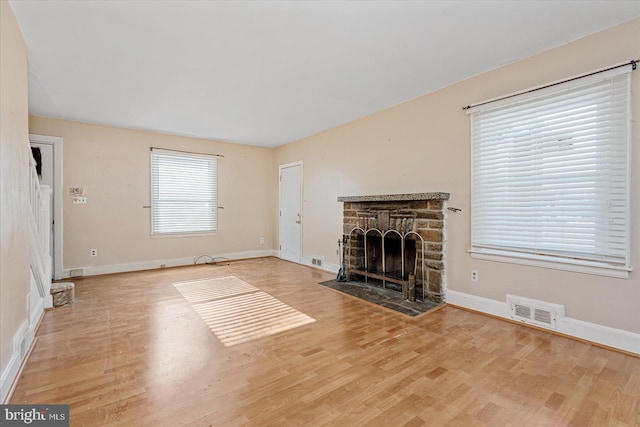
<box><xmin>14</xmin><ymin>329</ymin><xmax>32</xmax><ymax>362</ymax></box>
<box><xmin>514</xmin><ymin>304</ymin><xmax>531</xmax><ymax>319</ymax></box>
<box><xmin>507</xmin><ymin>295</ymin><xmax>565</xmax><ymax>330</ymax></box>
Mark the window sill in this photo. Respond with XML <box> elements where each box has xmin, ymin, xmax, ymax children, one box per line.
<box><xmin>151</xmin><ymin>231</ymin><xmax>218</xmax><ymax>238</ymax></box>
<box><xmin>469</xmin><ymin>248</ymin><xmax>631</xmax><ymax>279</ymax></box>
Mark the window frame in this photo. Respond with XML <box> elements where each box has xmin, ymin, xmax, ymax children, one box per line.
<box><xmin>468</xmin><ymin>67</ymin><xmax>633</xmax><ymax>278</ymax></box>
<box><xmin>150</xmin><ymin>148</ymin><xmax>218</xmax><ymax>237</ymax></box>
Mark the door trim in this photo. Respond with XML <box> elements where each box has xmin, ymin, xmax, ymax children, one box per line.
<box><xmin>29</xmin><ymin>134</ymin><xmax>63</xmax><ymax>280</ymax></box>
<box><xmin>278</xmin><ymin>161</ymin><xmax>303</xmax><ymax>264</ymax></box>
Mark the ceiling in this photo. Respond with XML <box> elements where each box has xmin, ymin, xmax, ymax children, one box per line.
<box><xmin>10</xmin><ymin>1</ymin><xmax>640</xmax><ymax>148</ymax></box>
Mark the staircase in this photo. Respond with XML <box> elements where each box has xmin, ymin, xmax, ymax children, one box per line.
<box><xmin>28</xmin><ymin>154</ymin><xmax>52</xmax><ymax>309</ymax></box>
<box><xmin>0</xmin><ymin>154</ymin><xmax>53</xmax><ymax>403</ymax></box>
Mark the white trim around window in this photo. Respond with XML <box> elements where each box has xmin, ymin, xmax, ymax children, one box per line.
<box><xmin>468</xmin><ymin>65</ymin><xmax>633</xmax><ymax>278</ymax></box>
<box><xmin>150</xmin><ymin>148</ymin><xmax>218</xmax><ymax>236</ymax></box>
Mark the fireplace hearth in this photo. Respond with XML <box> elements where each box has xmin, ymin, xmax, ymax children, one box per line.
<box><xmin>338</xmin><ymin>193</ymin><xmax>449</xmax><ymax>304</ymax></box>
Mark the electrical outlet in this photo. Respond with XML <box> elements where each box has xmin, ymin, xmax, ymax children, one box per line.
<box><xmin>471</xmin><ymin>269</ymin><xmax>479</xmax><ymax>282</ymax></box>
<box><xmin>73</xmin><ymin>196</ymin><xmax>87</xmax><ymax>204</ymax></box>
<box><xmin>69</xmin><ymin>187</ymin><xmax>84</xmax><ymax>196</ymax></box>
<box><xmin>90</xmin><ymin>249</ymin><xmax>98</xmax><ymax>257</ymax></box>
<box><xmin>260</xmin><ymin>237</ymin><xmax>265</xmax><ymax>244</ymax></box>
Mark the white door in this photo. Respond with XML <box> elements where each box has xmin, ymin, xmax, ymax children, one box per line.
<box><xmin>279</xmin><ymin>162</ymin><xmax>302</xmax><ymax>263</ymax></box>
<box><xmin>30</xmin><ymin>135</ymin><xmax>63</xmax><ymax>279</ymax></box>
<box><xmin>30</xmin><ymin>140</ymin><xmax>58</xmax><ymax>278</ymax></box>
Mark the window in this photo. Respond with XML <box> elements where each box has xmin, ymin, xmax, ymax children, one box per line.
<box><xmin>468</xmin><ymin>67</ymin><xmax>632</xmax><ymax>276</ymax></box>
<box><xmin>150</xmin><ymin>148</ymin><xmax>218</xmax><ymax>235</ymax></box>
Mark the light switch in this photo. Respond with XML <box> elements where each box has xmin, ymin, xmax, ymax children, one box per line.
<box><xmin>73</xmin><ymin>196</ymin><xmax>87</xmax><ymax>204</ymax></box>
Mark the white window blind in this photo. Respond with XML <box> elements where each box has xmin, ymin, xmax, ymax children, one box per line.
<box><xmin>469</xmin><ymin>67</ymin><xmax>631</xmax><ymax>269</ymax></box>
<box><xmin>151</xmin><ymin>148</ymin><xmax>217</xmax><ymax>235</ymax></box>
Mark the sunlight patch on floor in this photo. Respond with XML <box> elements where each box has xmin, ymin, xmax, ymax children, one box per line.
<box><xmin>174</xmin><ymin>276</ymin><xmax>315</xmax><ymax>346</ymax></box>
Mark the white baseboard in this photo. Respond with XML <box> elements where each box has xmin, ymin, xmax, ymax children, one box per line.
<box><xmin>0</xmin><ymin>320</ymin><xmax>30</xmax><ymax>403</ymax></box>
<box><xmin>301</xmin><ymin>255</ymin><xmax>340</xmax><ymax>274</ymax></box>
<box><xmin>323</xmin><ymin>261</ymin><xmax>340</xmax><ymax>275</ymax></box>
<box><xmin>30</xmin><ymin>299</ymin><xmax>44</xmax><ymax>330</ymax></box>
<box><xmin>446</xmin><ymin>290</ymin><xmax>640</xmax><ymax>355</ymax></box>
<box><xmin>29</xmin><ymin>269</ymin><xmax>47</xmax><ymax>320</ymax></box>
<box><xmin>62</xmin><ymin>249</ymin><xmax>279</xmax><ymax>278</ymax></box>
<box><xmin>61</xmin><ymin>249</ymin><xmax>341</xmax><ymax>279</ymax></box>
<box><xmin>0</xmin><ymin>353</ymin><xmax>19</xmax><ymax>404</ymax></box>
<box><xmin>446</xmin><ymin>290</ymin><xmax>510</xmax><ymax>318</ymax></box>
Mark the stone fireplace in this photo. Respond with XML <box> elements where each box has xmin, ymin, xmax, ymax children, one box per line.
<box><xmin>338</xmin><ymin>193</ymin><xmax>449</xmax><ymax>304</ymax></box>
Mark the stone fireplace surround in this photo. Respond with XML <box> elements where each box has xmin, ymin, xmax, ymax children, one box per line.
<box><xmin>338</xmin><ymin>193</ymin><xmax>449</xmax><ymax>304</ymax></box>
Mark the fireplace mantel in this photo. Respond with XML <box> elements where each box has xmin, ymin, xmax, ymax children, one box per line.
<box><xmin>337</xmin><ymin>192</ymin><xmax>450</xmax><ymax>203</ymax></box>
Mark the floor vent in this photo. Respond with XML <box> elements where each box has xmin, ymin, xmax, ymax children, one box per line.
<box><xmin>507</xmin><ymin>295</ymin><xmax>564</xmax><ymax>330</ymax></box>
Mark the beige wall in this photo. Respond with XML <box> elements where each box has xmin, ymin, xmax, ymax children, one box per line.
<box><xmin>0</xmin><ymin>0</ymin><xmax>31</xmax><ymax>376</ymax></box>
<box><xmin>274</xmin><ymin>18</ymin><xmax>640</xmax><ymax>333</ymax></box>
<box><xmin>29</xmin><ymin>117</ymin><xmax>274</xmax><ymax>271</ymax></box>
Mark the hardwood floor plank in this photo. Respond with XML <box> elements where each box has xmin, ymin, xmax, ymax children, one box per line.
<box><xmin>9</xmin><ymin>258</ymin><xmax>640</xmax><ymax>426</ymax></box>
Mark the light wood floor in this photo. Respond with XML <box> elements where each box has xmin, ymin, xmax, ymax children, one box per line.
<box><xmin>11</xmin><ymin>258</ymin><xmax>640</xmax><ymax>426</ymax></box>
